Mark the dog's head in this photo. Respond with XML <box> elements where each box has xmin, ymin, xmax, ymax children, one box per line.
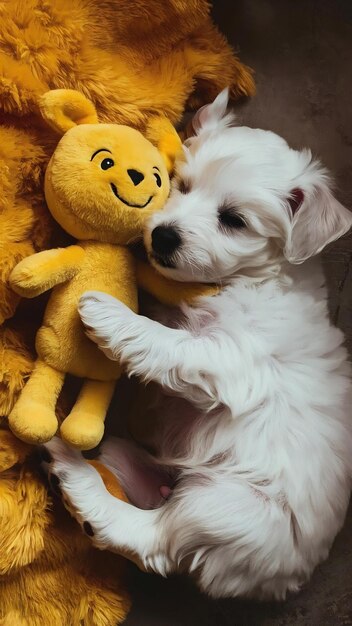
<box><xmin>145</xmin><ymin>89</ymin><xmax>352</xmax><ymax>283</ymax></box>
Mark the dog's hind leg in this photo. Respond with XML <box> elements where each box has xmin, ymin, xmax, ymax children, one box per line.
<box><xmin>42</xmin><ymin>437</ymin><xmax>173</xmax><ymax>574</ymax></box>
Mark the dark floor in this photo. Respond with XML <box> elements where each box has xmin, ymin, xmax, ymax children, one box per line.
<box><xmin>124</xmin><ymin>2</ymin><xmax>352</xmax><ymax>624</ymax></box>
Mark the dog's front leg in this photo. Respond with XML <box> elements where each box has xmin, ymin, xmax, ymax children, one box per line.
<box><xmin>79</xmin><ymin>291</ymin><xmax>219</xmax><ymax>409</ymax></box>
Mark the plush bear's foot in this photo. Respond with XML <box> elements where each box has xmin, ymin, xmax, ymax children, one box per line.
<box><xmin>59</xmin><ymin>378</ymin><xmax>114</xmax><ymax>450</ymax></box>
<box><xmin>8</xmin><ymin>402</ymin><xmax>58</xmax><ymax>444</ymax></box>
<box><xmin>60</xmin><ymin>413</ymin><xmax>105</xmax><ymax>451</ymax></box>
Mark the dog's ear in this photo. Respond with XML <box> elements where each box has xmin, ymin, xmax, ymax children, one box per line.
<box><xmin>284</xmin><ymin>160</ymin><xmax>352</xmax><ymax>264</ymax></box>
<box><xmin>191</xmin><ymin>88</ymin><xmax>235</xmax><ymax>134</ymax></box>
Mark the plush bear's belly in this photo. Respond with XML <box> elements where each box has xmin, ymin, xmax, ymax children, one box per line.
<box><xmin>36</xmin><ymin>242</ymin><xmax>137</xmax><ymax>380</ymax></box>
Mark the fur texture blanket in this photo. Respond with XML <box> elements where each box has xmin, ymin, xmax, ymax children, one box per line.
<box><xmin>0</xmin><ymin>1</ymin><xmax>254</xmax><ymax>624</ymax></box>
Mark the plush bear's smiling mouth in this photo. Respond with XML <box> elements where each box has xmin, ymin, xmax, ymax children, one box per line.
<box><xmin>110</xmin><ymin>183</ymin><xmax>153</xmax><ymax>208</ymax></box>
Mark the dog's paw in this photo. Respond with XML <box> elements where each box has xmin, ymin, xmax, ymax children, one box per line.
<box><xmin>79</xmin><ymin>290</ymin><xmax>134</xmax><ymax>360</ymax></box>
<box><xmin>40</xmin><ymin>438</ymin><xmax>113</xmax><ymax>548</ymax></box>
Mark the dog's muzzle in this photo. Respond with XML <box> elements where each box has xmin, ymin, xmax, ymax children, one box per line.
<box><xmin>151</xmin><ymin>225</ymin><xmax>181</xmax><ymax>267</ymax></box>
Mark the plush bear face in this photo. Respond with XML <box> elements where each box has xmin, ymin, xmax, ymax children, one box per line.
<box><xmin>45</xmin><ymin>124</ymin><xmax>170</xmax><ymax>244</ymax></box>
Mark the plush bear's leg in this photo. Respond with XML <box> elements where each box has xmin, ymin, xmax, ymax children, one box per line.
<box><xmin>60</xmin><ymin>379</ymin><xmax>115</xmax><ymax>450</ymax></box>
<box><xmin>8</xmin><ymin>359</ymin><xmax>64</xmax><ymax>444</ymax></box>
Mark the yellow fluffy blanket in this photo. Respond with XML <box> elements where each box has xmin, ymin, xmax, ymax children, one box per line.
<box><xmin>0</xmin><ymin>1</ymin><xmax>254</xmax><ymax>624</ymax></box>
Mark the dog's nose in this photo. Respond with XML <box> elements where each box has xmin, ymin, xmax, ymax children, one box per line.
<box><xmin>127</xmin><ymin>169</ymin><xmax>144</xmax><ymax>186</ymax></box>
<box><xmin>151</xmin><ymin>225</ymin><xmax>181</xmax><ymax>256</ymax></box>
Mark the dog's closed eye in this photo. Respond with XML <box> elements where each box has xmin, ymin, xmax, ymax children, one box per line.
<box><xmin>218</xmin><ymin>207</ymin><xmax>246</xmax><ymax>231</ymax></box>
<box><xmin>177</xmin><ymin>179</ymin><xmax>192</xmax><ymax>194</ymax></box>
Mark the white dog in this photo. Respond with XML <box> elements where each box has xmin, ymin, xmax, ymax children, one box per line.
<box><xmin>44</xmin><ymin>90</ymin><xmax>352</xmax><ymax>600</ymax></box>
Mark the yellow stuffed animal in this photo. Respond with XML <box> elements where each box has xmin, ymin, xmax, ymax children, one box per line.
<box><xmin>8</xmin><ymin>89</ymin><xmax>209</xmax><ymax>451</ymax></box>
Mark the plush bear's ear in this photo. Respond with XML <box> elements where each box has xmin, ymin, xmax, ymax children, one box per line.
<box><xmin>145</xmin><ymin>116</ymin><xmax>182</xmax><ymax>173</ymax></box>
<box><xmin>39</xmin><ymin>89</ymin><xmax>99</xmax><ymax>135</ymax></box>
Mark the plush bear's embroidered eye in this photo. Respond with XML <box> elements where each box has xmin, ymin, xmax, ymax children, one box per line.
<box><xmin>154</xmin><ymin>172</ymin><xmax>162</xmax><ymax>187</ymax></box>
<box><xmin>101</xmin><ymin>158</ymin><xmax>114</xmax><ymax>170</ymax></box>
<box><xmin>218</xmin><ymin>208</ymin><xmax>246</xmax><ymax>230</ymax></box>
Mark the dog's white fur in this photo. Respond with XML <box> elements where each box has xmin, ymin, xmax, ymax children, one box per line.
<box><xmin>45</xmin><ymin>90</ymin><xmax>352</xmax><ymax>600</ymax></box>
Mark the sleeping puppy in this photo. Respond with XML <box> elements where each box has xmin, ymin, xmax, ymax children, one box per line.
<box><xmin>43</xmin><ymin>90</ymin><xmax>352</xmax><ymax>600</ymax></box>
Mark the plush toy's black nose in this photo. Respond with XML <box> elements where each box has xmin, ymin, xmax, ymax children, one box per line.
<box><xmin>151</xmin><ymin>225</ymin><xmax>181</xmax><ymax>256</ymax></box>
<box><xmin>127</xmin><ymin>169</ymin><xmax>144</xmax><ymax>186</ymax></box>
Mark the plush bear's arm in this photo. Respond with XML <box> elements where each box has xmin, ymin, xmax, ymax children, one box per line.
<box><xmin>136</xmin><ymin>260</ymin><xmax>219</xmax><ymax>306</ymax></box>
<box><xmin>10</xmin><ymin>245</ymin><xmax>85</xmax><ymax>298</ymax></box>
